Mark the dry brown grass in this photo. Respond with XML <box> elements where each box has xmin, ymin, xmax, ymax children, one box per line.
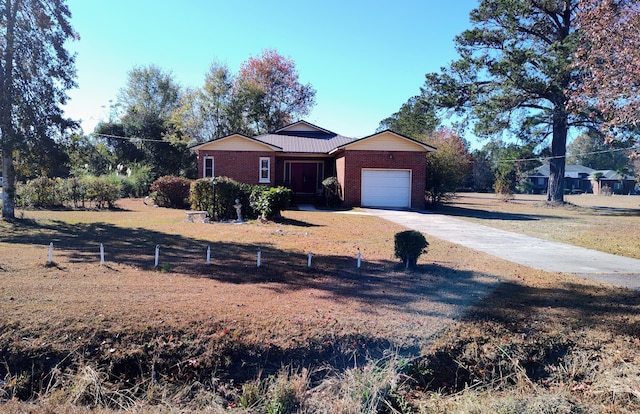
<box><xmin>441</xmin><ymin>192</ymin><xmax>640</xmax><ymax>259</ymax></box>
<box><xmin>1</xmin><ymin>196</ymin><xmax>639</xmax><ymax>413</ymax></box>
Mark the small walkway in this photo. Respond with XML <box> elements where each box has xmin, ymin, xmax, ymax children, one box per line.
<box><xmin>361</xmin><ymin>208</ymin><xmax>640</xmax><ymax>291</ymax></box>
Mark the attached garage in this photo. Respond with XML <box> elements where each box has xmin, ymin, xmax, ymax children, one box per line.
<box><xmin>193</xmin><ymin>123</ymin><xmax>436</xmax><ymax>210</ymax></box>
<box><xmin>332</xmin><ymin>130</ymin><xmax>435</xmax><ymax>209</ymax></box>
<box><xmin>361</xmin><ymin>169</ymin><xmax>411</xmax><ymax>208</ymax></box>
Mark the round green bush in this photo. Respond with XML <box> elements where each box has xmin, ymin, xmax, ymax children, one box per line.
<box><xmin>394</xmin><ymin>230</ymin><xmax>429</xmax><ymax>268</ymax></box>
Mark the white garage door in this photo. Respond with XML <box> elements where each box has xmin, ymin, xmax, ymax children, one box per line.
<box><xmin>361</xmin><ymin>169</ymin><xmax>411</xmax><ymax>208</ymax></box>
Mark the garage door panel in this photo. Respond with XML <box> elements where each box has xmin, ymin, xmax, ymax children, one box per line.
<box><xmin>369</xmin><ymin>177</ymin><xmax>409</xmax><ymax>188</ymax></box>
<box><xmin>361</xmin><ymin>169</ymin><xmax>411</xmax><ymax>208</ymax></box>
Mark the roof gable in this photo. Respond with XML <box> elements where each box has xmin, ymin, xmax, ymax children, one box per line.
<box><xmin>334</xmin><ymin>130</ymin><xmax>436</xmax><ymax>152</ymax></box>
<box><xmin>191</xmin><ymin>134</ymin><xmax>281</xmax><ymax>152</ymax></box>
<box><xmin>274</xmin><ymin>120</ymin><xmax>335</xmax><ymax>135</ymax></box>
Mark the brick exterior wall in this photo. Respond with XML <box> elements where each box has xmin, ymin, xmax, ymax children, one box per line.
<box><xmin>196</xmin><ymin>149</ymin><xmax>427</xmax><ymax>208</ymax></box>
<box><xmin>197</xmin><ymin>150</ymin><xmax>276</xmax><ymax>185</ymax></box>
<box><xmin>335</xmin><ymin>155</ymin><xmax>346</xmax><ymax>198</ymax></box>
<box><xmin>339</xmin><ymin>150</ymin><xmax>426</xmax><ymax>208</ymax></box>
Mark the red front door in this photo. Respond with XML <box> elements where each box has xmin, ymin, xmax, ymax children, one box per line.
<box><xmin>290</xmin><ymin>163</ymin><xmax>318</xmax><ymax>194</ymax></box>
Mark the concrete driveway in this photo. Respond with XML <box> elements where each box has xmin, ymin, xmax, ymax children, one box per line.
<box><xmin>362</xmin><ymin>208</ymin><xmax>640</xmax><ymax>291</ymax></box>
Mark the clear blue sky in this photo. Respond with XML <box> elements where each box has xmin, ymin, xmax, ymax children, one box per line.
<box><xmin>63</xmin><ymin>0</ymin><xmax>478</xmax><ymax>140</ymax></box>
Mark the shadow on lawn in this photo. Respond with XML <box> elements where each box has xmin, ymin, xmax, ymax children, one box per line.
<box><xmin>586</xmin><ymin>205</ymin><xmax>640</xmax><ymax>216</ymax></box>
<box><xmin>0</xmin><ymin>217</ymin><xmax>503</xmax><ymax>395</ymax></box>
<box><xmin>438</xmin><ymin>204</ymin><xmax>564</xmax><ymax>221</ymax></box>
<box><xmin>1</xmin><ymin>218</ymin><xmax>265</xmax><ymax>270</ymax></box>
<box><xmin>276</xmin><ymin>216</ymin><xmax>322</xmax><ymax>227</ymax></box>
<box><xmin>466</xmin><ymin>279</ymin><xmax>640</xmax><ymax>339</ymax></box>
<box><xmin>1</xmin><ymin>218</ymin><xmax>499</xmax><ymax>321</ymax></box>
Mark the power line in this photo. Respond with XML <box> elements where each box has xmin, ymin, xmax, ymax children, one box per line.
<box><xmin>497</xmin><ymin>146</ymin><xmax>637</xmax><ymax>163</ymax></box>
<box><xmin>90</xmin><ymin>132</ymin><xmax>168</xmax><ymax>143</ymax></box>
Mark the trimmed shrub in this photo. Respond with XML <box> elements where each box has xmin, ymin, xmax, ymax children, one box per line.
<box><xmin>190</xmin><ymin>178</ymin><xmax>215</xmax><ymax>213</ymax></box>
<box><xmin>321</xmin><ymin>176</ymin><xmax>342</xmax><ymax>208</ymax></box>
<box><xmin>250</xmin><ymin>186</ymin><xmax>291</xmax><ymax>220</ymax></box>
<box><xmin>190</xmin><ymin>177</ymin><xmax>291</xmax><ymax>221</ymax></box>
<box><xmin>210</xmin><ymin>177</ymin><xmax>259</xmax><ymax>221</ymax></box>
<box><xmin>19</xmin><ymin>177</ymin><xmax>64</xmax><ymax>208</ymax></box>
<box><xmin>63</xmin><ymin>176</ymin><xmax>87</xmax><ymax>208</ymax></box>
<box><xmin>394</xmin><ymin>230</ymin><xmax>429</xmax><ymax>268</ymax></box>
<box><xmin>85</xmin><ymin>175</ymin><xmax>122</xmax><ymax>209</ymax></box>
<box><xmin>15</xmin><ymin>175</ymin><xmax>122</xmax><ymax>209</ymax></box>
<box><xmin>150</xmin><ymin>176</ymin><xmax>192</xmax><ymax>209</ymax></box>
<box><xmin>190</xmin><ymin>177</ymin><xmax>256</xmax><ymax>221</ymax></box>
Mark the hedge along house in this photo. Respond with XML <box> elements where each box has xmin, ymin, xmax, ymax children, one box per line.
<box><xmin>191</xmin><ymin>121</ymin><xmax>436</xmax><ymax>208</ymax></box>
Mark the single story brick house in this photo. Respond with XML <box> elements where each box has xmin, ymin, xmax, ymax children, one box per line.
<box><xmin>527</xmin><ymin>164</ymin><xmax>596</xmax><ymax>194</ymax></box>
<box><xmin>527</xmin><ymin>164</ymin><xmax>636</xmax><ymax>194</ymax></box>
<box><xmin>190</xmin><ymin>121</ymin><xmax>436</xmax><ymax>208</ymax></box>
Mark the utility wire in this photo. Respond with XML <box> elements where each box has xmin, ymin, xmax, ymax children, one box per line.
<box><xmin>92</xmin><ymin>131</ymin><xmax>635</xmax><ymax>164</ymax></box>
<box><xmin>91</xmin><ymin>132</ymin><xmax>169</xmax><ymax>143</ymax></box>
<box><xmin>497</xmin><ymin>146</ymin><xmax>636</xmax><ymax>163</ymax></box>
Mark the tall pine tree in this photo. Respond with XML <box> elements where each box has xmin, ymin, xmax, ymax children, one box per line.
<box><xmin>422</xmin><ymin>0</ymin><xmax>585</xmax><ymax>203</ymax></box>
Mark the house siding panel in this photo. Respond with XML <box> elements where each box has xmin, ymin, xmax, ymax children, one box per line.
<box><xmin>195</xmin><ymin>135</ymin><xmax>276</xmax><ymax>151</ymax></box>
<box><xmin>197</xmin><ymin>150</ymin><xmax>276</xmax><ymax>185</ymax></box>
<box><xmin>345</xmin><ymin>132</ymin><xmax>432</xmax><ymax>151</ymax></box>
<box><xmin>341</xmin><ymin>150</ymin><xmax>426</xmax><ymax>208</ymax></box>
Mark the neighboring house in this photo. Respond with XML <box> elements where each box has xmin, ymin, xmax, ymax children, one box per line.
<box><xmin>191</xmin><ymin>120</ymin><xmax>436</xmax><ymax>208</ymax></box>
<box><xmin>528</xmin><ymin>164</ymin><xmax>595</xmax><ymax>194</ymax></box>
<box><xmin>589</xmin><ymin>169</ymin><xmax>637</xmax><ymax>195</ymax></box>
<box><xmin>527</xmin><ymin>164</ymin><xmax>636</xmax><ymax>194</ymax></box>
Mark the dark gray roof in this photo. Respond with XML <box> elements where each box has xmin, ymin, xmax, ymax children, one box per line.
<box><xmin>534</xmin><ymin>164</ymin><xmax>595</xmax><ymax>178</ymax></box>
<box><xmin>593</xmin><ymin>169</ymin><xmax>635</xmax><ymax>180</ymax></box>
<box><xmin>256</xmin><ymin>132</ymin><xmax>356</xmax><ymax>153</ymax></box>
<box><xmin>530</xmin><ymin>164</ymin><xmax>635</xmax><ymax>180</ymax></box>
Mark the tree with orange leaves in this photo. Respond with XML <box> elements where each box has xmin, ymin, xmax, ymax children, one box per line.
<box><xmin>237</xmin><ymin>49</ymin><xmax>316</xmax><ymax>134</ymax></box>
<box><xmin>571</xmin><ymin>0</ymin><xmax>640</xmax><ymax>141</ymax></box>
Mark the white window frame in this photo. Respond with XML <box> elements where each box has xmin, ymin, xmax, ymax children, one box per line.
<box><xmin>203</xmin><ymin>156</ymin><xmax>214</xmax><ymax>178</ymax></box>
<box><xmin>259</xmin><ymin>157</ymin><xmax>271</xmax><ymax>183</ymax></box>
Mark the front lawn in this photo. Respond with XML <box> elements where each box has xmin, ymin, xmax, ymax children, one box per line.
<box><xmin>0</xmin><ymin>198</ymin><xmax>638</xmax><ymax>413</ymax></box>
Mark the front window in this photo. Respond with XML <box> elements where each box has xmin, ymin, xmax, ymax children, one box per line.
<box><xmin>259</xmin><ymin>157</ymin><xmax>270</xmax><ymax>183</ymax></box>
<box><xmin>203</xmin><ymin>157</ymin><xmax>214</xmax><ymax>178</ymax></box>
